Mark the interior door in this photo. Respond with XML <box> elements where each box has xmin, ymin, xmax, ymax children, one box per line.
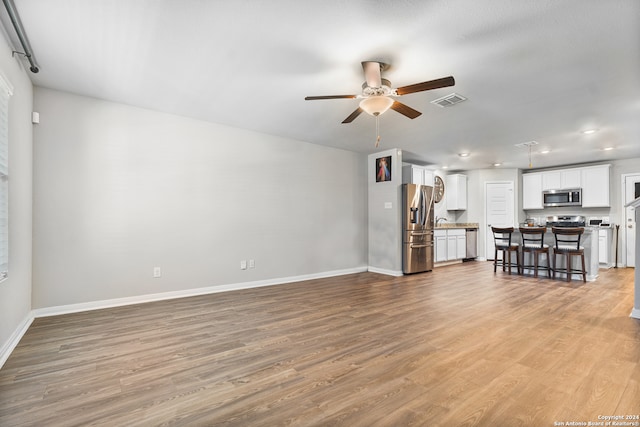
<box><xmin>625</xmin><ymin>174</ymin><xmax>640</xmax><ymax>267</ymax></box>
<box><xmin>485</xmin><ymin>181</ymin><xmax>515</xmax><ymax>260</ymax></box>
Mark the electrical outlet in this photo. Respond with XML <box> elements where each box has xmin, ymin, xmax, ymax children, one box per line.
<box><xmin>249</xmin><ymin>259</ymin><xmax>255</xmax><ymax>268</ymax></box>
<box><xmin>153</xmin><ymin>267</ymin><xmax>162</xmax><ymax>278</ymax></box>
<box><xmin>240</xmin><ymin>260</ymin><xmax>247</xmax><ymax>270</ymax></box>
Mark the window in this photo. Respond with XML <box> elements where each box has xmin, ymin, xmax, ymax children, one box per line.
<box><xmin>0</xmin><ymin>73</ymin><xmax>12</xmax><ymax>282</ymax></box>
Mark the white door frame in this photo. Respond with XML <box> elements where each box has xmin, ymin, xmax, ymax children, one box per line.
<box><xmin>484</xmin><ymin>181</ymin><xmax>516</xmax><ymax>261</ymax></box>
<box><xmin>621</xmin><ymin>172</ymin><xmax>640</xmax><ymax>267</ymax></box>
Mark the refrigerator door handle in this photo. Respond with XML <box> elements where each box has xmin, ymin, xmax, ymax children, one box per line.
<box><xmin>420</xmin><ymin>187</ymin><xmax>427</xmax><ymax>226</ymax></box>
<box><xmin>410</xmin><ymin>244</ymin><xmax>430</xmax><ymax>248</ymax></box>
<box><xmin>425</xmin><ymin>186</ymin><xmax>435</xmax><ymax>227</ymax></box>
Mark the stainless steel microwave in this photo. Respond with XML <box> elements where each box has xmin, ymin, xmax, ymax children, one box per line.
<box><xmin>543</xmin><ymin>188</ymin><xmax>582</xmax><ymax>207</ymax></box>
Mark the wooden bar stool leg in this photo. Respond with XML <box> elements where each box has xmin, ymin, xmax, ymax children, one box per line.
<box><xmin>507</xmin><ymin>250</ymin><xmax>511</xmax><ymax>274</ymax></box>
<box><xmin>545</xmin><ymin>251</ymin><xmax>550</xmax><ymax>277</ymax></box>
<box><xmin>534</xmin><ymin>252</ymin><xmax>539</xmax><ymax>278</ymax></box>
<box><xmin>494</xmin><ymin>247</ymin><xmax>498</xmax><ymax>273</ymax></box>
<box><xmin>503</xmin><ymin>250</ymin><xmax>507</xmax><ymax>272</ymax></box>
<box><xmin>581</xmin><ymin>254</ymin><xmax>586</xmax><ymax>282</ymax></box>
<box><xmin>565</xmin><ymin>253</ymin><xmax>571</xmax><ymax>282</ymax></box>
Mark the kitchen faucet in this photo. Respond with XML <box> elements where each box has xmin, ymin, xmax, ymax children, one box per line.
<box><xmin>436</xmin><ymin>217</ymin><xmax>448</xmax><ymax>225</ymax></box>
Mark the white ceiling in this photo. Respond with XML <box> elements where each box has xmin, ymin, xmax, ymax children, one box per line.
<box><xmin>2</xmin><ymin>0</ymin><xmax>639</xmax><ymax>170</ymax></box>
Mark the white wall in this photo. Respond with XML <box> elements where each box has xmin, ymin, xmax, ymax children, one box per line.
<box><xmin>367</xmin><ymin>149</ymin><xmax>402</xmax><ymax>275</ymax></box>
<box><xmin>32</xmin><ymin>88</ymin><xmax>367</xmax><ymax>309</ymax></box>
<box><xmin>0</xmin><ymin>35</ymin><xmax>34</xmax><ymax>361</ymax></box>
<box><xmin>454</xmin><ymin>168</ymin><xmax>522</xmax><ymax>259</ymax></box>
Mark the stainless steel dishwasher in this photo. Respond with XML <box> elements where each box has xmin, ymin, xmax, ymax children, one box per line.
<box><xmin>465</xmin><ymin>228</ymin><xmax>477</xmax><ymax>260</ymax></box>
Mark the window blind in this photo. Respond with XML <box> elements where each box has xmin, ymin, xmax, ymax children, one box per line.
<box><xmin>0</xmin><ymin>73</ymin><xmax>13</xmax><ymax>281</ymax></box>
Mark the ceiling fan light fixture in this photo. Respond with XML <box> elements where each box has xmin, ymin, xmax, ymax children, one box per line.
<box><xmin>359</xmin><ymin>96</ymin><xmax>394</xmax><ymax>116</ymax></box>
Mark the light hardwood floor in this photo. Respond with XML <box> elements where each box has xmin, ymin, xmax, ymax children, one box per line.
<box><xmin>1</xmin><ymin>262</ymin><xmax>639</xmax><ymax>426</ymax></box>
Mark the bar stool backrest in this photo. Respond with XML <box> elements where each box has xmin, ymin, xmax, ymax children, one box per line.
<box><xmin>519</xmin><ymin>227</ymin><xmax>546</xmax><ymax>249</ymax></box>
<box><xmin>552</xmin><ymin>227</ymin><xmax>584</xmax><ymax>251</ymax></box>
<box><xmin>492</xmin><ymin>227</ymin><xmax>515</xmax><ymax>248</ymax></box>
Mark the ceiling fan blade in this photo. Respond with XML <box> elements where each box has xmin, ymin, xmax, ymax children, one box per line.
<box><xmin>342</xmin><ymin>107</ymin><xmax>363</xmax><ymax>124</ymax></box>
<box><xmin>305</xmin><ymin>94</ymin><xmax>357</xmax><ymax>100</ymax></box>
<box><xmin>362</xmin><ymin>61</ymin><xmax>383</xmax><ymax>88</ymax></box>
<box><xmin>390</xmin><ymin>101</ymin><xmax>422</xmax><ymax>119</ymax></box>
<box><xmin>395</xmin><ymin>76</ymin><xmax>455</xmax><ymax>96</ymax></box>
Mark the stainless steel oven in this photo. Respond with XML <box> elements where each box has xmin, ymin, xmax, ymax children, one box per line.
<box><xmin>543</xmin><ymin>188</ymin><xmax>582</xmax><ymax>207</ymax></box>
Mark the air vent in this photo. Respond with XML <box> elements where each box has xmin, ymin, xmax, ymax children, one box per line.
<box><xmin>431</xmin><ymin>93</ymin><xmax>467</xmax><ymax>108</ymax></box>
<box><xmin>515</xmin><ymin>141</ymin><xmax>539</xmax><ymax>148</ymax></box>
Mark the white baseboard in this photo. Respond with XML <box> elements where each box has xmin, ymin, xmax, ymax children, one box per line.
<box><xmin>434</xmin><ymin>260</ymin><xmax>462</xmax><ymax>268</ymax></box>
<box><xmin>367</xmin><ymin>266</ymin><xmax>404</xmax><ymax>277</ymax></box>
<box><xmin>631</xmin><ymin>308</ymin><xmax>640</xmax><ymax>320</ymax></box>
<box><xmin>0</xmin><ymin>314</ymin><xmax>34</xmax><ymax>369</ymax></box>
<box><xmin>31</xmin><ymin>266</ymin><xmax>369</xmax><ymax>319</ymax></box>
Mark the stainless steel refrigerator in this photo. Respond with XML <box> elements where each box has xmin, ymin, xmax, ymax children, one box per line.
<box><xmin>402</xmin><ymin>184</ymin><xmax>435</xmax><ymax>274</ymax></box>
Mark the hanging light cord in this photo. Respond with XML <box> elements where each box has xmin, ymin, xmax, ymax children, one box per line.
<box><xmin>375</xmin><ymin>113</ymin><xmax>381</xmax><ymax>148</ymax></box>
<box><xmin>528</xmin><ymin>145</ymin><xmax>533</xmax><ymax>168</ymax></box>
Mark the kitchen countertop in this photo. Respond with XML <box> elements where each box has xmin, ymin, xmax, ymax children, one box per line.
<box><xmin>518</xmin><ymin>225</ymin><xmax>599</xmax><ymax>232</ymax></box>
<box><xmin>435</xmin><ymin>222</ymin><xmax>479</xmax><ymax>229</ymax></box>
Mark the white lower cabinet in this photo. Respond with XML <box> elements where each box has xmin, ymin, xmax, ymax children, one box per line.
<box><xmin>598</xmin><ymin>228</ymin><xmax>612</xmax><ymax>266</ymax></box>
<box><xmin>456</xmin><ymin>234</ymin><xmax>466</xmax><ymax>259</ymax></box>
<box><xmin>435</xmin><ymin>230</ymin><xmax>448</xmax><ymax>263</ymax></box>
<box><xmin>435</xmin><ymin>228</ymin><xmax>467</xmax><ymax>262</ymax></box>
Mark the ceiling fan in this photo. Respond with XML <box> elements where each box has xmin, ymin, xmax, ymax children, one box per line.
<box><xmin>305</xmin><ymin>61</ymin><xmax>455</xmax><ymax>124</ymax></box>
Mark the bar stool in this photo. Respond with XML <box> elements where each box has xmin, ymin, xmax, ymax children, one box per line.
<box><xmin>519</xmin><ymin>227</ymin><xmax>550</xmax><ymax>278</ymax></box>
<box><xmin>551</xmin><ymin>227</ymin><xmax>586</xmax><ymax>282</ymax></box>
<box><xmin>491</xmin><ymin>227</ymin><xmax>521</xmax><ymax>274</ymax></box>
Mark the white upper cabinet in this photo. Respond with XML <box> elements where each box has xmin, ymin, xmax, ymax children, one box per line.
<box><xmin>522</xmin><ymin>173</ymin><xmax>543</xmax><ymax>210</ymax></box>
<box><xmin>581</xmin><ymin>164</ymin><xmax>611</xmax><ymax>207</ymax></box>
<box><xmin>561</xmin><ymin>169</ymin><xmax>582</xmax><ymax>189</ymax></box>
<box><xmin>542</xmin><ymin>171</ymin><xmax>561</xmax><ymax>190</ymax></box>
<box><xmin>402</xmin><ymin>165</ymin><xmax>434</xmax><ymax>186</ymax></box>
<box><xmin>522</xmin><ymin>164</ymin><xmax>611</xmax><ymax>210</ymax></box>
<box><xmin>541</xmin><ymin>169</ymin><xmax>581</xmax><ymax>190</ymax></box>
<box><xmin>446</xmin><ymin>174</ymin><xmax>467</xmax><ymax>211</ymax></box>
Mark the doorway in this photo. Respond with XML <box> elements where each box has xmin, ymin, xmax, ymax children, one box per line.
<box><xmin>623</xmin><ymin>173</ymin><xmax>640</xmax><ymax>267</ymax></box>
<box><xmin>485</xmin><ymin>181</ymin><xmax>515</xmax><ymax>260</ymax></box>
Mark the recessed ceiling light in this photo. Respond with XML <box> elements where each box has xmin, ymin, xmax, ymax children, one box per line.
<box><xmin>582</xmin><ymin>129</ymin><xmax>598</xmax><ymax>135</ymax></box>
<box><xmin>441</xmin><ymin>165</ymin><xmax>449</xmax><ymax>169</ymax></box>
<box><xmin>493</xmin><ymin>163</ymin><xmax>502</xmax><ymax>167</ymax></box>
<box><xmin>602</xmin><ymin>146</ymin><xmax>614</xmax><ymax>151</ymax></box>
<box><xmin>540</xmin><ymin>149</ymin><xmax>551</xmax><ymax>154</ymax></box>
<box><xmin>458</xmin><ymin>152</ymin><xmax>470</xmax><ymax>158</ymax></box>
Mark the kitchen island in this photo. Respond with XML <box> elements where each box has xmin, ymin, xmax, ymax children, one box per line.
<box><xmin>515</xmin><ymin>226</ymin><xmax>599</xmax><ymax>281</ymax></box>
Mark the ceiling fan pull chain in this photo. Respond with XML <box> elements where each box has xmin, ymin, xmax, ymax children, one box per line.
<box><xmin>375</xmin><ymin>113</ymin><xmax>380</xmax><ymax>147</ymax></box>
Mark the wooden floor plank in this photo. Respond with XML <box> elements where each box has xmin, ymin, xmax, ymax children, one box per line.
<box><xmin>0</xmin><ymin>262</ymin><xmax>638</xmax><ymax>426</ymax></box>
